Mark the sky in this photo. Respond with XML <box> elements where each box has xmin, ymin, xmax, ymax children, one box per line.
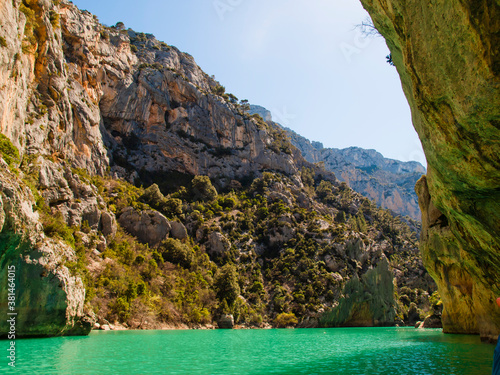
<box><xmin>70</xmin><ymin>0</ymin><xmax>426</xmax><ymax>165</ymax></box>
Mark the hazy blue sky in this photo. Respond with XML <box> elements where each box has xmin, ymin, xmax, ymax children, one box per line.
<box><xmin>71</xmin><ymin>0</ymin><xmax>425</xmax><ymax>164</ymax></box>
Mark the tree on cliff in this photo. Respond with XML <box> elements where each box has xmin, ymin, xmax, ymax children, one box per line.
<box><xmin>191</xmin><ymin>176</ymin><xmax>218</xmax><ymax>201</ymax></box>
<box><xmin>214</xmin><ymin>264</ymin><xmax>240</xmax><ymax>308</ymax></box>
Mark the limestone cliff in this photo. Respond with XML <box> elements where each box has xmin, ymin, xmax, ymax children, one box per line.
<box><xmin>360</xmin><ymin>0</ymin><xmax>500</xmax><ymax>341</ymax></box>
<box><xmin>0</xmin><ymin>161</ymin><xmax>90</xmax><ymax>337</ymax></box>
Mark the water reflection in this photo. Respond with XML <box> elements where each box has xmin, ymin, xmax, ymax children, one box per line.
<box><xmin>5</xmin><ymin>328</ymin><xmax>494</xmax><ymax>375</ymax></box>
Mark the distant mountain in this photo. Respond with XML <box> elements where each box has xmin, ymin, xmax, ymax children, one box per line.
<box><xmin>286</xmin><ymin>129</ymin><xmax>426</xmax><ymax>220</ymax></box>
<box><xmin>248</xmin><ymin>106</ymin><xmax>425</xmax><ymax>220</ymax></box>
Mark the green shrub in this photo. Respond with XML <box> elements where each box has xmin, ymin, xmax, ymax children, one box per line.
<box><xmin>163</xmin><ymin>197</ymin><xmax>183</xmax><ymax>217</ymax></box>
<box><xmin>110</xmin><ymin>297</ymin><xmax>130</xmax><ymax>321</ymax></box>
<box><xmin>114</xmin><ymin>21</ymin><xmax>125</xmax><ymax>30</ymax></box>
<box><xmin>316</xmin><ymin>180</ymin><xmax>332</xmax><ymax>199</ymax></box>
<box><xmin>214</xmin><ymin>264</ymin><xmax>240</xmax><ymax>307</ymax></box>
<box><xmin>134</xmin><ymin>254</ymin><xmax>145</xmax><ymax>265</ymax></box>
<box><xmin>249</xmin><ymin>281</ymin><xmax>264</xmax><ymax>295</ymax></box>
<box><xmin>160</xmin><ymin>238</ymin><xmax>194</xmax><ymax>268</ymax></box>
<box><xmin>300</xmin><ymin>167</ymin><xmax>314</xmax><ymax>187</ymax></box>
<box><xmin>219</xmin><ymin>196</ymin><xmax>236</xmax><ymax>210</ymax></box>
<box><xmin>125</xmin><ymin>282</ymin><xmax>138</xmax><ymax>301</ymax></box>
<box><xmin>275</xmin><ymin>312</ymin><xmax>298</xmax><ymax>328</ymax></box>
<box><xmin>191</xmin><ymin>175</ymin><xmax>218</xmax><ymax>201</ymax></box>
<box><xmin>19</xmin><ymin>2</ymin><xmax>36</xmax><ymax>46</ymax></box>
<box><xmin>335</xmin><ymin>211</ymin><xmax>346</xmax><ymax>223</ymax></box>
<box><xmin>140</xmin><ymin>183</ymin><xmax>164</xmax><ymax>208</ymax></box>
<box><xmin>42</xmin><ymin>212</ymin><xmax>75</xmax><ymax>248</ymax></box>
<box><xmin>111</xmin><ymin>239</ymin><xmax>135</xmax><ymax>265</ymax></box>
<box><xmin>0</xmin><ymin>36</ymin><xmax>6</xmax><ymax>48</ymax></box>
<box><xmin>136</xmin><ymin>281</ymin><xmax>147</xmax><ymax>296</ymax></box>
<box><xmin>0</xmin><ymin>134</ymin><xmax>20</xmax><ymax>167</ymax></box>
<box><xmin>213</xmin><ymin>85</ymin><xmax>225</xmax><ymax>96</ymax></box>
<box><xmin>49</xmin><ymin>10</ymin><xmax>60</xmax><ymax>28</ymax></box>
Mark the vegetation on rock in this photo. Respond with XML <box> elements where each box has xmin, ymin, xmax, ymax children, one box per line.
<box><xmin>44</xmin><ymin>169</ymin><xmax>435</xmax><ymax>329</ymax></box>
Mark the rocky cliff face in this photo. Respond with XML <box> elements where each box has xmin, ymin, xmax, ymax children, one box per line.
<box><xmin>0</xmin><ymin>161</ymin><xmax>90</xmax><ymax>337</ymax></box>
<box><xmin>360</xmin><ymin>0</ymin><xmax>500</xmax><ymax>341</ymax></box>
<box><xmin>284</xmin><ymin>127</ymin><xmax>425</xmax><ymax>220</ymax></box>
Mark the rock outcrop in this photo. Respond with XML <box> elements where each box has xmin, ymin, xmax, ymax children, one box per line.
<box><xmin>284</xmin><ymin>127</ymin><xmax>425</xmax><ymax>220</ymax></box>
<box><xmin>169</xmin><ymin>221</ymin><xmax>188</xmax><ymax>240</ymax></box>
<box><xmin>217</xmin><ymin>314</ymin><xmax>234</xmax><ymax>329</ymax></box>
<box><xmin>249</xmin><ymin>105</ymin><xmax>273</xmax><ymax>122</ymax></box>
<box><xmin>0</xmin><ymin>162</ymin><xmax>90</xmax><ymax>337</ymax></box>
<box><xmin>361</xmin><ymin>0</ymin><xmax>500</xmax><ymax>341</ymax></box>
<box><xmin>320</xmin><ymin>258</ymin><xmax>396</xmax><ymax>327</ymax></box>
<box><xmin>118</xmin><ymin>207</ymin><xmax>171</xmax><ymax>247</ymax></box>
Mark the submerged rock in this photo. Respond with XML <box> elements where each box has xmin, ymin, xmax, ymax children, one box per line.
<box><xmin>218</xmin><ymin>314</ymin><xmax>234</xmax><ymax>329</ymax></box>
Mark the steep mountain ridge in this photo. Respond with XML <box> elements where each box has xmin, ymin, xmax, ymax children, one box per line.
<box><xmin>0</xmin><ymin>0</ymin><xmax>436</xmax><ymax>336</ymax></box>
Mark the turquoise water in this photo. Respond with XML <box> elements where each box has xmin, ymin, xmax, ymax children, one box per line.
<box><xmin>1</xmin><ymin>328</ymin><xmax>494</xmax><ymax>374</ymax></box>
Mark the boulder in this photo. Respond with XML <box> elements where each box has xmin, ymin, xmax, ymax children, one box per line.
<box><xmin>170</xmin><ymin>221</ymin><xmax>188</xmax><ymax>240</ymax></box>
<box><xmin>296</xmin><ymin>193</ymin><xmax>311</xmax><ymax>209</ymax></box>
<box><xmin>207</xmin><ymin>231</ymin><xmax>231</xmax><ymax>255</ymax></box>
<box><xmin>118</xmin><ymin>207</ymin><xmax>171</xmax><ymax>247</ymax></box>
<box><xmin>100</xmin><ymin>211</ymin><xmax>117</xmax><ymax>238</ymax></box>
<box><xmin>218</xmin><ymin>314</ymin><xmax>234</xmax><ymax>329</ymax></box>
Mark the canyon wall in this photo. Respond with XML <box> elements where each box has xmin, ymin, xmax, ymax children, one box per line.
<box><xmin>360</xmin><ymin>0</ymin><xmax>500</xmax><ymax>341</ymax></box>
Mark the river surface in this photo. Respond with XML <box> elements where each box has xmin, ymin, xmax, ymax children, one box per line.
<box><xmin>1</xmin><ymin>327</ymin><xmax>495</xmax><ymax>374</ymax></box>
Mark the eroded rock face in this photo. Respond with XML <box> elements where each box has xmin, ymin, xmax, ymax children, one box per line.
<box><xmin>207</xmin><ymin>231</ymin><xmax>231</xmax><ymax>255</ymax></box>
<box><xmin>360</xmin><ymin>0</ymin><xmax>500</xmax><ymax>340</ymax></box>
<box><xmin>0</xmin><ymin>164</ymin><xmax>90</xmax><ymax>338</ymax></box>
